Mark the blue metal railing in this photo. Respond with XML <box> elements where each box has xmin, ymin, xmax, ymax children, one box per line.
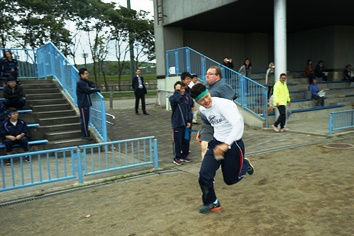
<box><xmin>36</xmin><ymin>42</ymin><xmax>107</xmax><ymax>141</ymax></box>
<box><xmin>166</xmin><ymin>47</ymin><xmax>268</xmax><ymax>123</ymax></box>
<box><xmin>0</xmin><ymin>137</ymin><xmax>158</xmax><ymax>192</ymax></box>
<box><xmin>329</xmin><ymin>110</ymin><xmax>354</xmax><ymax>135</ymax></box>
<box><xmin>1</xmin><ymin>43</ymin><xmax>108</xmax><ymax>141</ymax></box>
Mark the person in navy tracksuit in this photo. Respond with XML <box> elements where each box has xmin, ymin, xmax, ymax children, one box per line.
<box><xmin>0</xmin><ymin>107</ymin><xmax>30</xmax><ymax>164</ymax></box>
<box><xmin>169</xmin><ymin>81</ymin><xmax>192</xmax><ymax>165</ymax></box>
<box><xmin>76</xmin><ymin>68</ymin><xmax>100</xmax><ymax>140</ymax></box>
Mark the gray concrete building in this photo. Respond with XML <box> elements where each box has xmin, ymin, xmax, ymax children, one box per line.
<box><xmin>153</xmin><ymin>0</ymin><xmax>354</xmax><ymax>77</ymax></box>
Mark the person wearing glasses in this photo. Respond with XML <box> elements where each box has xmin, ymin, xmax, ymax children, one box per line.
<box><xmin>197</xmin><ymin>66</ymin><xmax>237</xmax><ymax>160</ymax></box>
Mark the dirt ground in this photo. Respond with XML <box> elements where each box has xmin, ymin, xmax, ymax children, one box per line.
<box><xmin>0</xmin><ymin>142</ymin><xmax>353</xmax><ymax>236</ymax></box>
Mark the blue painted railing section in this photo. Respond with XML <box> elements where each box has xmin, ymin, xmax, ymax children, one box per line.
<box><xmin>328</xmin><ymin>110</ymin><xmax>354</xmax><ymax>135</ymax></box>
<box><xmin>166</xmin><ymin>47</ymin><xmax>268</xmax><ymax>121</ymax></box>
<box><xmin>0</xmin><ymin>48</ymin><xmax>37</xmax><ymax>79</ymax></box>
<box><xmin>0</xmin><ymin>137</ymin><xmax>158</xmax><ymax>192</ymax></box>
<box><xmin>36</xmin><ymin>42</ymin><xmax>107</xmax><ymax>141</ymax></box>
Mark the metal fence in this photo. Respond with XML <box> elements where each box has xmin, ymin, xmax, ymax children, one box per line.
<box><xmin>0</xmin><ymin>137</ymin><xmax>158</xmax><ymax>192</ymax></box>
<box><xmin>328</xmin><ymin>110</ymin><xmax>354</xmax><ymax>135</ymax></box>
<box><xmin>165</xmin><ymin>47</ymin><xmax>268</xmax><ymax>122</ymax></box>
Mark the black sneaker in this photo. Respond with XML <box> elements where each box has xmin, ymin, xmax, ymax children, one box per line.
<box><xmin>173</xmin><ymin>158</ymin><xmax>184</xmax><ymax>165</ymax></box>
<box><xmin>245</xmin><ymin>157</ymin><xmax>254</xmax><ymax>175</ymax></box>
<box><xmin>199</xmin><ymin>200</ymin><xmax>222</xmax><ymax>213</ymax></box>
<box><xmin>24</xmin><ymin>156</ymin><xmax>30</xmax><ymax>163</ymax></box>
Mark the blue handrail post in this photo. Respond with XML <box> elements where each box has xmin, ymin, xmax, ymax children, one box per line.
<box><xmin>76</xmin><ymin>147</ymin><xmax>84</xmax><ymax>184</ymax></box>
<box><xmin>153</xmin><ymin>139</ymin><xmax>159</xmax><ymax>169</ymax></box>
<box><xmin>174</xmin><ymin>50</ymin><xmax>179</xmax><ymax>75</ymax></box>
<box><xmin>100</xmin><ymin>98</ymin><xmax>108</xmax><ymax>142</ymax></box>
<box><xmin>165</xmin><ymin>51</ymin><xmax>169</xmax><ymax>76</ymax></box>
<box><xmin>201</xmin><ymin>57</ymin><xmax>206</xmax><ymax>83</ymax></box>
<box><xmin>240</xmin><ymin>76</ymin><xmax>246</xmax><ymax>109</ymax></box>
<box><xmin>186</xmin><ymin>48</ymin><xmax>191</xmax><ymax>73</ymax></box>
<box><xmin>262</xmin><ymin>87</ymin><xmax>268</xmax><ymax>128</ymax></box>
<box><xmin>328</xmin><ymin>112</ymin><xmax>333</xmax><ymax>135</ymax></box>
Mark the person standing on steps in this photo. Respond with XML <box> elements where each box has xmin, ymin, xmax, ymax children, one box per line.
<box><xmin>76</xmin><ymin>68</ymin><xmax>100</xmax><ymax>140</ymax></box>
<box><xmin>132</xmin><ymin>69</ymin><xmax>149</xmax><ymax>115</ymax></box>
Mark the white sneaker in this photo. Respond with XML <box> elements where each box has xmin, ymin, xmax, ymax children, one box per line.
<box><xmin>272</xmin><ymin>125</ymin><xmax>279</xmax><ymax>132</ymax></box>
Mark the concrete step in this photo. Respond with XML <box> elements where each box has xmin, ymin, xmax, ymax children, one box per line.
<box><xmin>22</xmin><ymin>83</ymin><xmax>58</xmax><ymax>89</ymax></box>
<box><xmin>19</xmin><ymin>79</ymin><xmax>55</xmax><ymax>84</ymax></box>
<box><xmin>29</xmin><ymin>98</ymin><xmax>69</xmax><ymax>106</ymax></box>
<box><xmin>26</xmin><ymin>93</ymin><xmax>64</xmax><ymax>100</ymax></box>
<box><xmin>38</xmin><ymin>123</ymin><xmax>81</xmax><ymax>132</ymax></box>
<box><xmin>39</xmin><ymin>116</ymin><xmax>80</xmax><ymax>126</ymax></box>
<box><xmin>25</xmin><ymin>88</ymin><xmax>60</xmax><ymax>94</ymax></box>
<box><xmin>46</xmin><ymin>138</ymin><xmax>96</xmax><ymax>149</ymax></box>
<box><xmin>45</xmin><ymin>130</ymin><xmax>82</xmax><ymax>141</ymax></box>
<box><xmin>30</xmin><ymin>103</ymin><xmax>72</xmax><ymax>112</ymax></box>
<box><xmin>33</xmin><ymin>110</ymin><xmax>77</xmax><ymax>119</ymax></box>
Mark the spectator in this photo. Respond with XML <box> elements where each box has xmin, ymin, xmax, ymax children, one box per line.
<box><xmin>309</xmin><ymin>78</ymin><xmax>325</xmax><ymax>106</ymax></box>
<box><xmin>343</xmin><ymin>64</ymin><xmax>354</xmax><ymax>81</ymax></box>
<box><xmin>2</xmin><ymin>51</ymin><xmax>19</xmax><ymax>84</ymax></box>
<box><xmin>0</xmin><ymin>107</ymin><xmax>30</xmax><ymax>165</ymax></box>
<box><xmin>304</xmin><ymin>59</ymin><xmax>316</xmax><ymax>84</ymax></box>
<box><xmin>222</xmin><ymin>57</ymin><xmax>234</xmax><ymax>69</ymax></box>
<box><xmin>169</xmin><ymin>81</ymin><xmax>192</xmax><ymax>165</ymax></box>
<box><xmin>265</xmin><ymin>62</ymin><xmax>275</xmax><ymax>100</ymax></box>
<box><xmin>132</xmin><ymin>69</ymin><xmax>149</xmax><ymax>115</ymax></box>
<box><xmin>180</xmin><ymin>72</ymin><xmax>194</xmax><ymax>157</ymax></box>
<box><xmin>238</xmin><ymin>58</ymin><xmax>252</xmax><ymax>77</ymax></box>
<box><xmin>3</xmin><ymin>76</ymin><xmax>26</xmax><ymax>110</ymax></box>
<box><xmin>189</xmin><ymin>74</ymin><xmax>200</xmax><ymax>124</ymax></box>
<box><xmin>198</xmin><ymin>66</ymin><xmax>236</xmax><ymax>160</ymax></box>
<box><xmin>190</xmin><ymin>83</ymin><xmax>254</xmax><ymax>214</ymax></box>
<box><xmin>76</xmin><ymin>68</ymin><xmax>100</xmax><ymax>140</ymax></box>
<box><xmin>272</xmin><ymin>73</ymin><xmax>291</xmax><ymax>132</ymax></box>
<box><xmin>315</xmin><ymin>60</ymin><xmax>328</xmax><ymax>82</ymax></box>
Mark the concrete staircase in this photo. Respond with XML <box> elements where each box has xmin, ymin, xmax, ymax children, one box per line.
<box><xmin>21</xmin><ymin>79</ymin><xmax>96</xmax><ymax>149</ymax></box>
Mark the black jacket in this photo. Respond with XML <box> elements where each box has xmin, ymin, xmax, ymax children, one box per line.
<box><xmin>132</xmin><ymin>75</ymin><xmax>147</xmax><ymax>94</ymax></box>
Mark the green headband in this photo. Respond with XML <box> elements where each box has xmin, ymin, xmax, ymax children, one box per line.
<box><xmin>194</xmin><ymin>89</ymin><xmax>209</xmax><ymax>102</ymax></box>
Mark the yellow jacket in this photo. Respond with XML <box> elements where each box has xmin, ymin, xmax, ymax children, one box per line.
<box><xmin>273</xmin><ymin>80</ymin><xmax>290</xmax><ymax>106</ymax></box>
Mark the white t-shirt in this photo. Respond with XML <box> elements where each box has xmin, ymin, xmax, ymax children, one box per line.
<box><xmin>199</xmin><ymin>97</ymin><xmax>244</xmax><ymax>145</ymax></box>
<box><xmin>188</xmin><ymin>81</ymin><xmax>195</xmax><ymax>88</ymax></box>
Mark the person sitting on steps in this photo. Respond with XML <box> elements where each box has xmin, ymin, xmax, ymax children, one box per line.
<box><xmin>308</xmin><ymin>78</ymin><xmax>324</xmax><ymax>106</ymax></box>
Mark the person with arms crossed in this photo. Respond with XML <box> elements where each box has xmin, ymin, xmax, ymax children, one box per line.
<box><xmin>190</xmin><ymin>83</ymin><xmax>254</xmax><ymax>213</ymax></box>
<box><xmin>76</xmin><ymin>68</ymin><xmax>100</xmax><ymax>140</ymax></box>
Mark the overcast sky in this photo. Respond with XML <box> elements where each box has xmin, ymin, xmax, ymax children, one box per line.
<box><xmin>73</xmin><ymin>0</ymin><xmax>154</xmax><ymax>65</ymax></box>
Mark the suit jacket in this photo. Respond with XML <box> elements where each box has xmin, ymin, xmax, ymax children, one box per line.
<box><xmin>132</xmin><ymin>75</ymin><xmax>147</xmax><ymax>94</ymax></box>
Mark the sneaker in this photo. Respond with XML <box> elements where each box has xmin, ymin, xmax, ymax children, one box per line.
<box><xmin>272</xmin><ymin>124</ymin><xmax>279</xmax><ymax>132</ymax></box>
<box><xmin>24</xmin><ymin>156</ymin><xmax>30</xmax><ymax>163</ymax></box>
<box><xmin>5</xmin><ymin>159</ymin><xmax>11</xmax><ymax>166</ymax></box>
<box><xmin>245</xmin><ymin>157</ymin><xmax>254</xmax><ymax>175</ymax></box>
<box><xmin>199</xmin><ymin>200</ymin><xmax>222</xmax><ymax>214</ymax></box>
<box><xmin>173</xmin><ymin>158</ymin><xmax>184</xmax><ymax>165</ymax></box>
<box><xmin>182</xmin><ymin>157</ymin><xmax>193</xmax><ymax>163</ymax></box>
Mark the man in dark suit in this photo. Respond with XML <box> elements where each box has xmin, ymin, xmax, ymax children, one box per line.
<box><xmin>132</xmin><ymin>69</ymin><xmax>149</xmax><ymax>115</ymax></box>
